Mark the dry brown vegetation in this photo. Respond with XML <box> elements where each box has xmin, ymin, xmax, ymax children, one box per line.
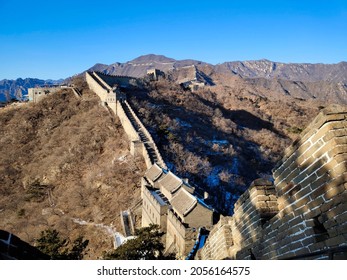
<box><xmin>128</xmin><ymin>77</ymin><xmax>325</xmax><ymax>214</ymax></box>
<box><xmin>0</xmin><ymin>84</ymin><xmax>145</xmax><ymax>259</ymax></box>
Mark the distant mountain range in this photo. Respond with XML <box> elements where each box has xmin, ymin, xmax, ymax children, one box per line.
<box><xmin>88</xmin><ymin>54</ymin><xmax>347</xmax><ymax>103</ymax></box>
<box><xmin>1</xmin><ymin>54</ymin><xmax>347</xmax><ymax>103</ymax></box>
<box><xmin>88</xmin><ymin>54</ymin><xmax>347</xmax><ymax>82</ymax></box>
<box><xmin>0</xmin><ymin>78</ymin><xmax>63</xmax><ymax>102</ymax></box>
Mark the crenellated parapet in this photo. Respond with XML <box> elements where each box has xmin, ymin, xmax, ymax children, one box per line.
<box><xmin>86</xmin><ymin>71</ymin><xmax>166</xmax><ymax>169</ymax></box>
<box><xmin>200</xmin><ymin>105</ymin><xmax>347</xmax><ymax>260</ymax></box>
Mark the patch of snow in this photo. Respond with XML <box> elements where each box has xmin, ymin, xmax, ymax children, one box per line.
<box><xmin>72</xmin><ymin>217</ymin><xmax>136</xmax><ymax>249</ymax></box>
<box><xmin>205</xmin><ymin>167</ymin><xmax>221</xmax><ymax>188</ymax></box>
<box><xmin>118</xmin><ymin>155</ymin><xmax>126</xmax><ymax>162</ymax></box>
<box><xmin>211</xmin><ymin>139</ymin><xmax>229</xmax><ymax>145</ymax></box>
<box><xmin>114</xmin><ymin>233</ymin><xmax>136</xmax><ymax>248</ymax></box>
<box><xmin>175</xmin><ymin>118</ymin><xmax>192</xmax><ymax>128</ymax></box>
<box><xmin>72</xmin><ymin>218</ymin><xmax>118</xmax><ymax>241</ymax></box>
<box><xmin>166</xmin><ymin>162</ymin><xmax>176</xmax><ymax>172</ymax></box>
<box><xmin>230</xmin><ymin>157</ymin><xmax>239</xmax><ymax>175</ymax></box>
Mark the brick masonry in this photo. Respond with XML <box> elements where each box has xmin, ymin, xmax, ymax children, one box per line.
<box><xmin>0</xmin><ymin>230</ymin><xmax>49</xmax><ymax>260</ymax></box>
<box><xmin>200</xmin><ymin>105</ymin><xmax>347</xmax><ymax>260</ymax></box>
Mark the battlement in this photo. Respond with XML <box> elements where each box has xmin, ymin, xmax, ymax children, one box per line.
<box><xmin>200</xmin><ymin>105</ymin><xmax>347</xmax><ymax>260</ymax></box>
<box><xmin>93</xmin><ymin>71</ymin><xmax>140</xmax><ymax>89</ymax></box>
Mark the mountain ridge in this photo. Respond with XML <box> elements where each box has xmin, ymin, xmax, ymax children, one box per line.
<box><xmin>1</xmin><ymin>54</ymin><xmax>347</xmax><ymax>103</ymax></box>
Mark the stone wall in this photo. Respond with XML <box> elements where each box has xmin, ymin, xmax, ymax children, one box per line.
<box><xmin>0</xmin><ymin>230</ymin><xmax>49</xmax><ymax>260</ymax></box>
<box><xmin>28</xmin><ymin>87</ymin><xmax>62</xmax><ymax>102</ymax></box>
<box><xmin>93</xmin><ymin>72</ymin><xmax>140</xmax><ymax>89</ymax></box>
<box><xmin>123</xmin><ymin>100</ymin><xmax>167</xmax><ymax>169</ymax></box>
<box><xmin>199</xmin><ymin>216</ymin><xmax>233</xmax><ymax>260</ymax></box>
<box><xmin>116</xmin><ymin>102</ymin><xmax>140</xmax><ymax>142</ymax></box>
<box><xmin>85</xmin><ymin>72</ymin><xmax>110</xmax><ymax>101</ymax></box>
<box><xmin>200</xmin><ymin>105</ymin><xmax>347</xmax><ymax>260</ymax></box>
<box><xmin>86</xmin><ymin>71</ymin><xmax>166</xmax><ymax>169</ymax></box>
<box><xmin>166</xmin><ymin>210</ymin><xmax>196</xmax><ymax>258</ymax></box>
<box><xmin>141</xmin><ymin>184</ymin><xmax>169</xmax><ymax>231</ymax></box>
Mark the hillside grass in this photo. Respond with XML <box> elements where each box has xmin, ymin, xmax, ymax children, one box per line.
<box><xmin>0</xmin><ymin>87</ymin><xmax>145</xmax><ymax>259</ymax></box>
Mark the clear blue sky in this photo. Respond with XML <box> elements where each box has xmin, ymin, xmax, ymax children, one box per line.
<box><xmin>0</xmin><ymin>0</ymin><xmax>346</xmax><ymax>80</ymax></box>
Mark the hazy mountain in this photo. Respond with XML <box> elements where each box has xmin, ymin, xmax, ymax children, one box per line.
<box><xmin>215</xmin><ymin>60</ymin><xmax>347</xmax><ymax>83</ymax></box>
<box><xmin>0</xmin><ymin>78</ymin><xmax>63</xmax><ymax>102</ymax></box>
<box><xmin>88</xmin><ymin>54</ymin><xmax>211</xmax><ymax>78</ymax></box>
<box><xmin>85</xmin><ymin>54</ymin><xmax>347</xmax><ymax>104</ymax></box>
<box><xmin>88</xmin><ymin>54</ymin><xmax>347</xmax><ymax>82</ymax></box>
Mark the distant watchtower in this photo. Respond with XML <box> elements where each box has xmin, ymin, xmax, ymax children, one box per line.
<box><xmin>146</xmin><ymin>68</ymin><xmax>164</xmax><ymax>81</ymax></box>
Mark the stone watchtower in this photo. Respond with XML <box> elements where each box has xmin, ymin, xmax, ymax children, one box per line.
<box><xmin>85</xmin><ymin>71</ymin><xmax>126</xmax><ymax>114</ymax></box>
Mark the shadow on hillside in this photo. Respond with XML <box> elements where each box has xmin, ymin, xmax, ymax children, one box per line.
<box><xmin>126</xmin><ymin>87</ymin><xmax>279</xmax><ymax>215</ymax></box>
<box><xmin>191</xmin><ymin>93</ymin><xmax>286</xmax><ymax>137</ymax></box>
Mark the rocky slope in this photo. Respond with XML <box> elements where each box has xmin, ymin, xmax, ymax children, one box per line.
<box><xmin>87</xmin><ymin>54</ymin><xmax>347</xmax><ymax>104</ymax></box>
<box><xmin>215</xmin><ymin>60</ymin><xmax>347</xmax><ymax>82</ymax></box>
<box><xmin>126</xmin><ymin>77</ymin><xmax>325</xmax><ymax>215</ymax></box>
<box><xmin>0</xmin><ymin>83</ymin><xmax>145</xmax><ymax>259</ymax></box>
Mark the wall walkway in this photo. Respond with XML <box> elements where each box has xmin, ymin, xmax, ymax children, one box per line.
<box><xmin>86</xmin><ymin>71</ymin><xmax>167</xmax><ymax>169</ymax></box>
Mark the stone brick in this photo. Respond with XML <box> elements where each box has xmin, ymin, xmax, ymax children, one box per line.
<box><xmin>329</xmin><ymin>146</ymin><xmax>347</xmax><ymax>159</ymax></box>
<box><xmin>311</xmin><ymin>122</ymin><xmax>340</xmax><ymax>144</ymax></box>
<box><xmin>294</xmin><ymin>247</ymin><xmax>310</xmax><ymax>256</ymax></box>
<box><xmin>291</xmin><ymin>232</ymin><xmax>306</xmax><ymax>242</ymax></box>
<box><xmin>292</xmin><ymin>171</ymin><xmax>308</xmax><ymax>185</ymax></box>
<box><xmin>336</xmin><ymin>212</ymin><xmax>347</xmax><ymax>224</ymax></box>
<box><xmin>334</xmin><ymin>153</ymin><xmax>347</xmax><ymax>164</ymax></box>
<box><xmin>299</xmin><ymin>174</ymin><xmax>319</xmax><ymax>190</ymax></box>
<box><xmin>329</xmin><ymin>162</ymin><xmax>347</xmax><ymax>179</ymax></box>
<box><xmin>304</xmin><ymin>207</ymin><xmax>322</xmax><ymax>219</ymax></box>
<box><xmin>327</xmin><ymin>228</ymin><xmax>338</xmax><ymax>238</ymax></box>
<box><xmin>311</xmin><ymin>173</ymin><xmax>332</xmax><ymax>190</ymax></box>
<box><xmin>332</xmin><ymin>192</ymin><xmax>347</xmax><ymax>206</ymax></box>
<box><xmin>307</xmin><ymin>196</ymin><xmax>325</xmax><ymax>211</ymax></box>
<box><xmin>324</xmin><ymin>219</ymin><xmax>338</xmax><ymax>229</ymax></box>
<box><xmin>309</xmin><ymin>185</ymin><xmax>327</xmax><ymax>200</ymax></box>
<box><xmin>325</xmin><ymin>235</ymin><xmax>346</xmax><ymax>247</ymax></box>
<box><xmin>320</xmin><ymin>200</ymin><xmax>335</xmax><ymax>213</ymax></box>
<box><xmin>294</xmin><ymin>185</ymin><xmax>312</xmax><ymax>199</ymax></box>
<box><xmin>324</xmin><ymin>184</ymin><xmax>346</xmax><ymax>200</ymax></box>
<box><xmin>323</xmin><ymin>129</ymin><xmax>347</xmax><ymax>142</ymax></box>
<box><xmin>295</xmin><ymin>196</ymin><xmax>311</xmax><ymax>208</ymax></box>
<box><xmin>273</xmin><ymin>163</ymin><xmax>287</xmax><ymax>179</ymax></box>
<box><xmin>285</xmin><ymin>167</ymin><xmax>301</xmax><ymax>183</ymax></box>
<box><xmin>279</xmin><ymin>162</ymin><xmax>297</xmax><ymax>182</ymax></box>
<box><xmin>300</xmin><ymin>140</ymin><xmax>325</xmax><ymax>162</ymax></box>
<box><xmin>301</xmin><ymin>236</ymin><xmax>316</xmax><ymax>247</ymax></box>
<box><xmin>337</xmin><ymin>223</ymin><xmax>347</xmax><ymax>235</ymax></box>
<box><xmin>288</xmin><ymin>216</ymin><xmax>303</xmax><ymax>228</ymax></box>
<box><xmin>289</xmin><ymin>241</ymin><xmax>303</xmax><ymax>251</ymax></box>
<box><xmin>255</xmin><ymin>195</ymin><xmax>270</xmax><ymax>202</ymax></box>
<box><xmin>295</xmin><ymin>204</ymin><xmax>310</xmax><ymax>216</ymax></box>
<box><xmin>308</xmin><ymin>241</ymin><xmax>327</xmax><ymax>252</ymax></box>
<box><xmin>333</xmin><ymin>137</ymin><xmax>347</xmax><ymax>145</ymax></box>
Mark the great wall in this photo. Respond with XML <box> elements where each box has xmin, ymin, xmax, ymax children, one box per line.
<box><xmin>200</xmin><ymin>105</ymin><xmax>347</xmax><ymax>260</ymax></box>
<box><xmin>85</xmin><ymin>72</ymin><xmax>347</xmax><ymax>259</ymax></box>
<box><xmin>1</xmin><ymin>72</ymin><xmax>346</xmax><ymax>259</ymax></box>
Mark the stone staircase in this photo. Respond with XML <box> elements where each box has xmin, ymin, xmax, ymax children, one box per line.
<box><xmin>120</xmin><ymin>100</ymin><xmax>166</xmax><ymax>168</ymax></box>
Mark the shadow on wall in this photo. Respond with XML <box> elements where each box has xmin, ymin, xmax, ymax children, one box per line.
<box><xmin>0</xmin><ymin>230</ymin><xmax>49</xmax><ymax>260</ymax></box>
<box><xmin>200</xmin><ymin>104</ymin><xmax>347</xmax><ymax>260</ymax></box>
